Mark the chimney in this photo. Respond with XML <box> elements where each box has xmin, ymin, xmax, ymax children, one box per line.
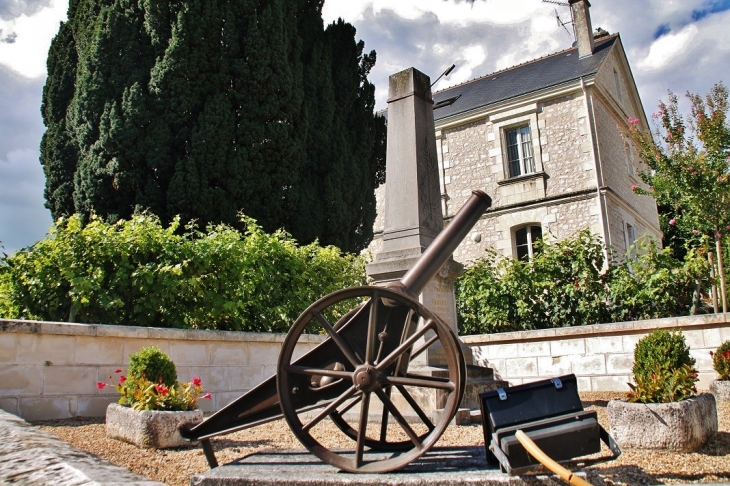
<box><xmin>569</xmin><ymin>0</ymin><xmax>594</xmax><ymax>58</ymax></box>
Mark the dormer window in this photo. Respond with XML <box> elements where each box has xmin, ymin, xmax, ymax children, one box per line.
<box><xmin>506</xmin><ymin>125</ymin><xmax>535</xmax><ymax>177</ymax></box>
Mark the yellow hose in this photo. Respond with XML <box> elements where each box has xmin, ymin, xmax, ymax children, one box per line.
<box><xmin>514</xmin><ymin>430</ymin><xmax>593</xmax><ymax>486</ymax></box>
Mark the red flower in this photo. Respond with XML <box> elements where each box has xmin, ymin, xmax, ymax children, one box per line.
<box><xmin>119</xmin><ymin>375</ymin><xmax>127</xmax><ymax>384</ymax></box>
<box><xmin>202</xmin><ymin>392</ymin><xmax>212</xmax><ymax>400</ymax></box>
<box><xmin>115</xmin><ymin>369</ymin><xmax>122</xmax><ymax>373</ymax></box>
<box><xmin>710</xmin><ymin>351</ymin><xmax>714</xmax><ymax>357</ymax></box>
<box><xmin>692</xmin><ymin>386</ymin><xmax>697</xmax><ymax>393</ymax></box>
<box><xmin>192</xmin><ymin>377</ymin><xmax>202</xmax><ymax>387</ymax></box>
<box><xmin>154</xmin><ymin>384</ymin><xmax>169</xmax><ymax>397</ymax></box>
<box><xmin>96</xmin><ymin>382</ymin><xmax>106</xmax><ymax>390</ymax></box>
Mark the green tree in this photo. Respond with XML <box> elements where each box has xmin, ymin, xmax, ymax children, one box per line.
<box><xmin>41</xmin><ymin>0</ymin><xmax>386</xmax><ymax>253</ymax></box>
<box><xmin>625</xmin><ymin>83</ymin><xmax>730</xmax><ymax>311</ymax></box>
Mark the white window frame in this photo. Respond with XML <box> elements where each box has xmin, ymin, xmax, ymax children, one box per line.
<box><xmin>514</xmin><ymin>224</ymin><xmax>543</xmax><ymax>260</ymax></box>
<box><xmin>488</xmin><ymin>104</ymin><xmax>544</xmax><ymax>182</ymax></box>
<box><xmin>505</xmin><ymin>125</ymin><xmax>536</xmax><ymax>178</ymax></box>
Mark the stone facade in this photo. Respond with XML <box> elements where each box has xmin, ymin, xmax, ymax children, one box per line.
<box><xmin>369</xmin><ymin>35</ymin><xmax>660</xmax><ymax>265</ymax></box>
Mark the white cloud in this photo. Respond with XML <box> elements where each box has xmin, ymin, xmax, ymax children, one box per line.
<box><xmin>637</xmin><ymin>24</ymin><xmax>697</xmax><ymax>71</ymax></box>
<box><xmin>0</xmin><ymin>0</ymin><xmax>67</xmax><ymax>78</ymax></box>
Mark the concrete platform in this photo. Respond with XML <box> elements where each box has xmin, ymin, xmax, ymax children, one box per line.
<box><xmin>190</xmin><ymin>447</ymin><xmax>567</xmax><ymax>485</ymax></box>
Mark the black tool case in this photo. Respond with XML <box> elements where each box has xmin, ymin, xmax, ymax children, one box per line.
<box><xmin>479</xmin><ymin>374</ymin><xmax>620</xmax><ymax>475</ymax></box>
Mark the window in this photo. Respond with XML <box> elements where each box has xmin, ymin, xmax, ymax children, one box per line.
<box><xmin>626</xmin><ymin>144</ymin><xmax>635</xmax><ymax>176</ymax></box>
<box><xmin>505</xmin><ymin>125</ymin><xmax>535</xmax><ymax>177</ymax></box>
<box><xmin>515</xmin><ymin>225</ymin><xmax>542</xmax><ymax>260</ymax></box>
<box><xmin>625</xmin><ymin>223</ymin><xmax>636</xmax><ymax>249</ymax></box>
<box><xmin>614</xmin><ymin>69</ymin><xmax>622</xmax><ymax>101</ymax></box>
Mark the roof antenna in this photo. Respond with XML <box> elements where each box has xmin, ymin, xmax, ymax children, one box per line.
<box><xmin>542</xmin><ymin>0</ymin><xmax>574</xmax><ymax>39</ymax></box>
<box><xmin>431</xmin><ymin>64</ymin><xmax>456</xmax><ymax>88</ymax></box>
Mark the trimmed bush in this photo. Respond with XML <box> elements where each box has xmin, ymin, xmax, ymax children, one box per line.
<box><xmin>128</xmin><ymin>346</ymin><xmax>178</xmax><ymax>387</ymax></box>
<box><xmin>628</xmin><ymin>330</ymin><xmax>697</xmax><ymax>403</ymax></box>
<box><xmin>712</xmin><ymin>340</ymin><xmax>730</xmax><ymax>380</ymax></box>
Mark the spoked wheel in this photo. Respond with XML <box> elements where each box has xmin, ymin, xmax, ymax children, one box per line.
<box><xmin>277</xmin><ymin>286</ymin><xmax>465</xmax><ymax>473</ymax></box>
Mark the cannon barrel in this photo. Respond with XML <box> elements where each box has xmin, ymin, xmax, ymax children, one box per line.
<box><xmin>398</xmin><ymin>189</ymin><xmax>492</xmax><ymax>296</ymax></box>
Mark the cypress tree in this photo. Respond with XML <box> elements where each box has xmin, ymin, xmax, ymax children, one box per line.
<box><xmin>41</xmin><ymin>0</ymin><xmax>385</xmax><ymax>253</ymax></box>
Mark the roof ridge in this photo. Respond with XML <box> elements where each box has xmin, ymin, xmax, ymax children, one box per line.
<box><xmin>432</xmin><ymin>33</ymin><xmax>619</xmax><ymax>97</ymax></box>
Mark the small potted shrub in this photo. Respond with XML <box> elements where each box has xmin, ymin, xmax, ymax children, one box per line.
<box><xmin>99</xmin><ymin>346</ymin><xmax>211</xmax><ymax>448</ymax></box>
<box><xmin>607</xmin><ymin>330</ymin><xmax>717</xmax><ymax>452</ymax></box>
<box><xmin>710</xmin><ymin>340</ymin><xmax>730</xmax><ymax>401</ymax></box>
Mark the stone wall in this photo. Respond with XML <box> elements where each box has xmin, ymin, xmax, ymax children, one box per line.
<box><xmin>0</xmin><ymin>319</ymin><xmax>323</xmax><ymax>420</ymax></box>
<box><xmin>463</xmin><ymin>313</ymin><xmax>730</xmax><ymax>392</ymax></box>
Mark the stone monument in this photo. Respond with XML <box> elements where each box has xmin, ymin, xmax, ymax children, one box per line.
<box><xmin>366</xmin><ymin>67</ymin><xmax>505</xmax><ymax>411</ymax></box>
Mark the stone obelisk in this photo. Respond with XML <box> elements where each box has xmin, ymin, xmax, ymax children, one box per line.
<box><xmin>365</xmin><ymin>67</ymin><xmax>465</xmax><ymax>366</ymax></box>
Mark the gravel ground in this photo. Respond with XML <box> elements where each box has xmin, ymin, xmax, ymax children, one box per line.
<box><xmin>33</xmin><ymin>393</ymin><xmax>729</xmax><ymax>486</ymax></box>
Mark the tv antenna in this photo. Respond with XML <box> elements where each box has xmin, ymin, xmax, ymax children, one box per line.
<box><xmin>542</xmin><ymin>0</ymin><xmax>574</xmax><ymax>39</ymax></box>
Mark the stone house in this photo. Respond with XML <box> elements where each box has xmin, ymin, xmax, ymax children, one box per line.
<box><xmin>370</xmin><ymin>0</ymin><xmax>660</xmax><ymax>264</ymax></box>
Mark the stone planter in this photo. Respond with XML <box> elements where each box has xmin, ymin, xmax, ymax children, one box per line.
<box><xmin>710</xmin><ymin>379</ymin><xmax>730</xmax><ymax>402</ymax></box>
<box><xmin>106</xmin><ymin>403</ymin><xmax>203</xmax><ymax>449</ymax></box>
<box><xmin>607</xmin><ymin>393</ymin><xmax>717</xmax><ymax>452</ymax></box>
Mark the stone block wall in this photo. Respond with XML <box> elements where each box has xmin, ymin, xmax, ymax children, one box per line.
<box><xmin>463</xmin><ymin>313</ymin><xmax>730</xmax><ymax>392</ymax></box>
<box><xmin>0</xmin><ymin>319</ymin><xmax>323</xmax><ymax>420</ymax></box>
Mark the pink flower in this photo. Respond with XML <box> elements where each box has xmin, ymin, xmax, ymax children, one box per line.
<box><xmin>115</xmin><ymin>369</ymin><xmax>122</xmax><ymax>373</ymax></box>
<box><xmin>202</xmin><ymin>392</ymin><xmax>212</xmax><ymax>400</ymax></box>
<box><xmin>627</xmin><ymin>117</ymin><xmax>639</xmax><ymax>125</ymax></box>
<box><xmin>669</xmin><ymin>219</ymin><xmax>676</xmax><ymax>225</ymax></box>
<box><xmin>96</xmin><ymin>382</ymin><xmax>106</xmax><ymax>390</ymax></box>
<box><xmin>692</xmin><ymin>229</ymin><xmax>699</xmax><ymax>234</ymax></box>
<box><xmin>718</xmin><ymin>232</ymin><xmax>723</xmax><ymax>238</ymax></box>
<box><xmin>119</xmin><ymin>375</ymin><xmax>127</xmax><ymax>384</ymax></box>
<box><xmin>631</xmin><ymin>185</ymin><xmax>638</xmax><ymax>192</ymax></box>
<box><xmin>192</xmin><ymin>377</ymin><xmax>202</xmax><ymax>387</ymax></box>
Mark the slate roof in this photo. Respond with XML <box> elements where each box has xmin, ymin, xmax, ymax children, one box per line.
<box><xmin>431</xmin><ymin>34</ymin><xmax>618</xmax><ymax>122</ymax></box>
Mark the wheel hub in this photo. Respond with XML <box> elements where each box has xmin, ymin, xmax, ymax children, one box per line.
<box><xmin>353</xmin><ymin>365</ymin><xmax>378</xmax><ymax>391</ymax></box>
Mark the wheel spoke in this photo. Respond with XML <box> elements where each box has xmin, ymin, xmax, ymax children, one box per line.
<box><xmin>409</xmin><ymin>334</ymin><xmax>440</xmax><ymax>362</ymax></box>
<box><xmin>355</xmin><ymin>392</ymin><xmax>372</xmax><ymax>467</ymax></box>
<box><xmin>375</xmin><ymin>319</ymin><xmax>435</xmax><ymax>371</ymax></box>
<box><xmin>312</xmin><ymin>310</ymin><xmax>362</xmax><ymax>367</ymax></box>
<box><xmin>302</xmin><ymin>386</ymin><xmax>358</xmax><ymax>432</ymax></box>
<box><xmin>282</xmin><ymin>365</ymin><xmax>353</xmax><ymax>380</ymax></box>
<box><xmin>379</xmin><ymin>386</ymin><xmax>392</xmax><ymax>443</ymax></box>
<box><xmin>365</xmin><ymin>290</ymin><xmax>379</xmax><ymax>364</ymax></box>
<box><xmin>395</xmin><ymin>384</ymin><xmax>435</xmax><ymax>431</ymax></box>
<box><xmin>382</xmin><ymin>374</ymin><xmax>455</xmax><ymax>391</ymax></box>
<box><xmin>374</xmin><ymin>388</ymin><xmax>422</xmax><ymax>448</ymax></box>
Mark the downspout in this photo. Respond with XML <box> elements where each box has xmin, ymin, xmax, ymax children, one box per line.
<box><xmin>581</xmin><ymin>77</ymin><xmax>611</xmax><ymax>257</ymax></box>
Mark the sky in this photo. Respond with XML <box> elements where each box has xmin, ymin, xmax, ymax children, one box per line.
<box><xmin>0</xmin><ymin>0</ymin><xmax>729</xmax><ymax>254</ymax></box>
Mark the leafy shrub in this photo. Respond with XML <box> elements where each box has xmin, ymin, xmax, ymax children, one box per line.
<box><xmin>128</xmin><ymin>346</ymin><xmax>178</xmax><ymax>387</ymax></box>
<box><xmin>628</xmin><ymin>330</ymin><xmax>697</xmax><ymax>403</ymax></box>
<box><xmin>627</xmin><ymin>364</ymin><xmax>698</xmax><ymax>403</ymax></box>
<box><xmin>98</xmin><ymin>369</ymin><xmax>210</xmax><ymax>411</ymax></box>
<box><xmin>711</xmin><ymin>340</ymin><xmax>730</xmax><ymax>380</ymax></box>
<box><xmin>632</xmin><ymin>329</ymin><xmax>695</xmax><ymax>379</ymax></box>
<box><xmin>455</xmin><ymin>231</ymin><xmax>710</xmax><ymax>335</ymax></box>
<box><xmin>0</xmin><ymin>213</ymin><xmax>365</xmax><ymax>332</ymax></box>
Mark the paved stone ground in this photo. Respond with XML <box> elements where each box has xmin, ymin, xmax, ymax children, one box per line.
<box><xmin>0</xmin><ymin>409</ymin><xmax>163</xmax><ymax>485</ymax></box>
<box><xmin>191</xmin><ymin>447</ymin><xmax>568</xmax><ymax>485</ymax></box>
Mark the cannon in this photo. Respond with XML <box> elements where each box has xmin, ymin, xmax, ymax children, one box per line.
<box><xmin>181</xmin><ymin>190</ymin><xmax>492</xmax><ymax>473</ymax></box>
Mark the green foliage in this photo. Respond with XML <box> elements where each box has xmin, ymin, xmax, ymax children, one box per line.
<box><xmin>128</xmin><ymin>346</ymin><xmax>177</xmax><ymax>387</ymax></box>
<box><xmin>625</xmin><ymin>82</ymin><xmax>730</xmax><ymax>307</ymax></box>
<box><xmin>627</xmin><ymin>363</ymin><xmax>698</xmax><ymax>404</ymax></box>
<box><xmin>628</xmin><ymin>330</ymin><xmax>697</xmax><ymax>403</ymax></box>
<box><xmin>100</xmin><ymin>369</ymin><xmax>210</xmax><ymax>411</ymax></box>
<box><xmin>712</xmin><ymin>340</ymin><xmax>730</xmax><ymax>380</ymax></box>
<box><xmin>41</xmin><ymin>0</ymin><xmax>386</xmax><ymax>254</ymax></box>
<box><xmin>0</xmin><ymin>214</ymin><xmax>365</xmax><ymax>332</ymax></box>
<box><xmin>456</xmin><ymin>231</ymin><xmax>708</xmax><ymax>334</ymax></box>
<box><xmin>607</xmin><ymin>239</ymin><xmax>709</xmax><ymax>322</ymax></box>
<box><xmin>632</xmin><ymin>329</ymin><xmax>695</xmax><ymax>380</ymax></box>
